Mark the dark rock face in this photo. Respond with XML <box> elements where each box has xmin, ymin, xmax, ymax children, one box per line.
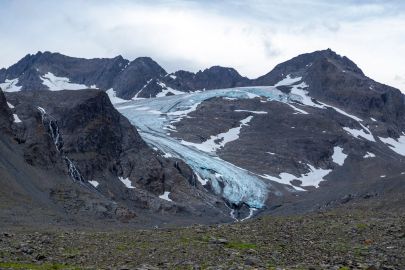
<box><xmin>165</xmin><ymin>66</ymin><xmax>249</xmax><ymax>92</ymax></box>
<box><xmin>254</xmin><ymin>49</ymin><xmax>364</xmax><ymax>85</ymax></box>
<box><xmin>1</xmin><ymin>52</ymin><xmax>250</xmax><ymax>99</ymax></box>
<box><xmin>0</xmin><ymin>89</ymin><xmax>12</xmax><ymax>134</ymax></box>
<box><xmin>112</xmin><ymin>57</ymin><xmax>166</xmax><ymax>99</ymax></box>
<box><xmin>2</xmin><ymin>90</ymin><xmax>230</xmax><ymax>227</ymax></box>
<box><xmin>4</xmin><ymin>52</ymin><xmax>129</xmax><ymax>91</ymax></box>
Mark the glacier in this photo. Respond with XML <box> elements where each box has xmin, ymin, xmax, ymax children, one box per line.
<box><xmin>115</xmin><ymin>77</ymin><xmax>371</xmax><ymax>209</ymax></box>
<box><xmin>115</xmin><ymin>86</ymin><xmax>291</xmax><ymax>208</ymax></box>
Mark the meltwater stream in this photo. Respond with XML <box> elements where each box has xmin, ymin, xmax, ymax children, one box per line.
<box><xmin>116</xmin><ymin>86</ymin><xmax>293</xmax><ymax>209</ymax></box>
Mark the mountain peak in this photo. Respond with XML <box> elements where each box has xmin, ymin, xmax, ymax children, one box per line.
<box><xmin>129</xmin><ymin>57</ymin><xmax>167</xmax><ymax>74</ymax></box>
<box><xmin>254</xmin><ymin>49</ymin><xmax>364</xmax><ymax>86</ymax></box>
<box><xmin>203</xmin><ymin>66</ymin><xmax>241</xmax><ymax>77</ymax></box>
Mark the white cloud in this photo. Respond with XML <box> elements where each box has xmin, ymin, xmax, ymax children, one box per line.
<box><xmin>0</xmin><ymin>0</ymin><xmax>404</xmax><ymax>91</ymax></box>
<box><xmin>394</xmin><ymin>75</ymin><xmax>405</xmax><ymax>90</ymax></box>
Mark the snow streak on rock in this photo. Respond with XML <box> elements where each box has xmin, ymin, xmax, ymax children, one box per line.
<box><xmin>379</xmin><ymin>135</ymin><xmax>405</xmax><ymax>156</ymax></box>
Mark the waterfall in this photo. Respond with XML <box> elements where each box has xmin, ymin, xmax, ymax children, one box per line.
<box><xmin>37</xmin><ymin>106</ymin><xmax>63</xmax><ymax>152</ymax></box>
<box><xmin>37</xmin><ymin>107</ymin><xmax>86</xmax><ymax>184</ymax></box>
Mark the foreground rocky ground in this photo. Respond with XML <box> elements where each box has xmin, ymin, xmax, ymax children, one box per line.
<box><xmin>0</xmin><ymin>206</ymin><xmax>404</xmax><ymax>270</ymax></box>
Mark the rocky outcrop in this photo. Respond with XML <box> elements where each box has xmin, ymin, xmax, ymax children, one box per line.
<box><xmin>3</xmin><ymin>52</ymin><xmax>129</xmax><ymax>91</ymax></box>
<box><xmin>165</xmin><ymin>66</ymin><xmax>249</xmax><ymax>91</ymax></box>
<box><xmin>0</xmin><ymin>89</ymin><xmax>12</xmax><ymax>134</ymax></box>
<box><xmin>0</xmin><ymin>52</ymin><xmax>250</xmax><ymax>99</ymax></box>
<box><xmin>112</xmin><ymin>57</ymin><xmax>166</xmax><ymax>99</ymax></box>
<box><xmin>3</xmin><ymin>89</ymin><xmax>230</xmax><ymax>226</ymax></box>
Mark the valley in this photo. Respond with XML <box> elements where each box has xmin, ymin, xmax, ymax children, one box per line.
<box><xmin>1</xmin><ymin>49</ymin><xmax>405</xmax><ymax>269</ymax></box>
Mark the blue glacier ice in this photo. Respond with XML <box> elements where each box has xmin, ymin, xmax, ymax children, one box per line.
<box><xmin>115</xmin><ymin>86</ymin><xmax>295</xmax><ymax>208</ymax></box>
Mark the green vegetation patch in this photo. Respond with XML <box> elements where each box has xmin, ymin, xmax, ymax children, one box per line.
<box><xmin>225</xmin><ymin>241</ymin><xmax>257</xmax><ymax>250</ymax></box>
<box><xmin>0</xmin><ymin>262</ymin><xmax>80</xmax><ymax>270</ymax></box>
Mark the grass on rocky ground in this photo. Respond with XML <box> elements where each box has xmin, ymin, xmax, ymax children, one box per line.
<box><xmin>0</xmin><ymin>208</ymin><xmax>404</xmax><ymax>269</ymax></box>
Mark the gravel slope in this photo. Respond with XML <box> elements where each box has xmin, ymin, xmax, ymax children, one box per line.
<box><xmin>1</xmin><ymin>205</ymin><xmax>404</xmax><ymax>270</ymax></box>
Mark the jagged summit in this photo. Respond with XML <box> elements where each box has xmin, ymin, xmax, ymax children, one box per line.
<box><xmin>1</xmin><ymin>49</ymin><xmax>402</xmax><ymax>101</ymax></box>
<box><xmin>1</xmin><ymin>48</ymin><xmax>405</xmax><ymax>227</ymax></box>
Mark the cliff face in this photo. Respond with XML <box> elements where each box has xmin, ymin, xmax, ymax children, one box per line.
<box><xmin>0</xmin><ymin>89</ymin><xmax>13</xmax><ymax>134</ymax></box>
<box><xmin>1</xmin><ymin>89</ymin><xmax>230</xmax><ymax>227</ymax></box>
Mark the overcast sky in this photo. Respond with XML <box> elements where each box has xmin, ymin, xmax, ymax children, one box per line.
<box><xmin>0</xmin><ymin>0</ymin><xmax>404</xmax><ymax>91</ymax></box>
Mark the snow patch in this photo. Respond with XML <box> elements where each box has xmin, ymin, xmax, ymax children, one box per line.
<box><xmin>343</xmin><ymin>127</ymin><xmax>375</xmax><ymax>142</ymax></box>
<box><xmin>181</xmin><ymin>116</ymin><xmax>253</xmax><ymax>153</ymax></box>
<box><xmin>0</xmin><ymin>78</ymin><xmax>22</xmax><ymax>92</ymax></box>
<box><xmin>234</xmin><ymin>109</ymin><xmax>267</xmax><ymax>114</ymax></box>
<box><xmin>290</xmin><ymin>83</ymin><xmax>324</xmax><ymax>109</ymax></box>
<box><xmin>261</xmin><ymin>164</ymin><xmax>332</xmax><ymax>190</ymax></box>
<box><xmin>363</xmin><ymin>152</ymin><xmax>376</xmax><ymax>158</ymax></box>
<box><xmin>275</xmin><ymin>74</ymin><xmax>302</xmax><ymax>87</ymax></box>
<box><xmin>7</xmin><ymin>102</ymin><xmax>15</xmax><ymax>109</ymax></box>
<box><xmin>327</xmin><ymin>105</ymin><xmax>363</xmax><ymax>122</ymax></box>
<box><xmin>378</xmin><ymin>135</ymin><xmax>405</xmax><ymax>156</ymax></box>
<box><xmin>119</xmin><ymin>177</ymin><xmax>135</xmax><ymax>189</ymax></box>
<box><xmin>156</xmin><ymin>81</ymin><xmax>184</xmax><ymax>97</ymax></box>
<box><xmin>159</xmin><ymin>191</ymin><xmax>172</xmax><ymax>202</ymax></box>
<box><xmin>106</xmin><ymin>88</ymin><xmax>127</xmax><ymax>104</ymax></box>
<box><xmin>331</xmin><ymin>146</ymin><xmax>347</xmax><ymax>166</ymax></box>
<box><xmin>88</xmin><ymin>181</ymin><xmax>99</xmax><ymax>188</ymax></box>
<box><xmin>13</xmin><ymin>114</ymin><xmax>22</xmax><ymax>123</ymax></box>
<box><xmin>195</xmin><ymin>173</ymin><xmax>209</xmax><ymax>185</ymax></box>
<box><xmin>41</xmin><ymin>72</ymin><xmax>96</xmax><ymax>91</ymax></box>
<box><xmin>288</xmin><ymin>104</ymin><xmax>309</xmax><ymax>115</ymax></box>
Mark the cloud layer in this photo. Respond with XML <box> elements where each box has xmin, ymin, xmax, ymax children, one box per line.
<box><xmin>0</xmin><ymin>0</ymin><xmax>404</xmax><ymax>91</ymax></box>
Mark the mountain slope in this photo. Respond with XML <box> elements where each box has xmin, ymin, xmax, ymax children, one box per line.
<box><xmin>0</xmin><ymin>52</ymin><xmax>250</xmax><ymax>100</ymax></box>
<box><xmin>1</xmin><ymin>49</ymin><xmax>405</xmax><ymax>225</ymax></box>
<box><xmin>254</xmin><ymin>49</ymin><xmax>405</xmax><ymax>132</ymax></box>
<box><xmin>0</xmin><ymin>88</ymin><xmax>231</xmax><ymax>227</ymax></box>
<box><xmin>114</xmin><ymin>49</ymin><xmax>405</xmax><ymax>217</ymax></box>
